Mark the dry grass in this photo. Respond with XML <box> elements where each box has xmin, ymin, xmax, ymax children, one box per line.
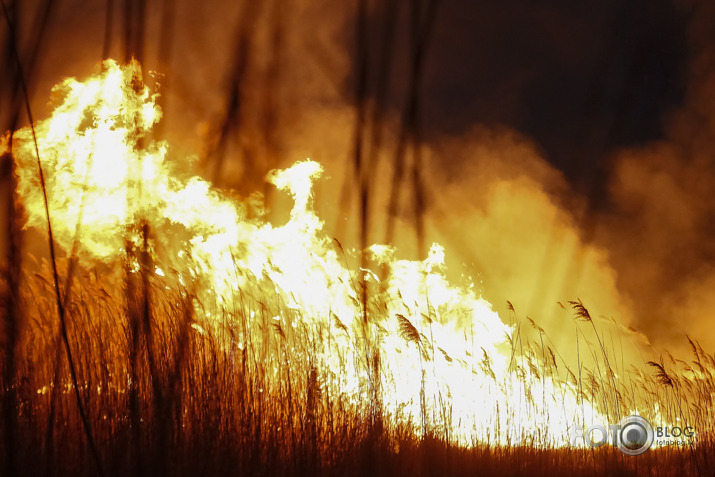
<box><xmin>1</xmin><ymin>2</ymin><xmax>713</xmax><ymax>475</ymax></box>
<box><xmin>0</xmin><ymin>250</ymin><xmax>713</xmax><ymax>477</ymax></box>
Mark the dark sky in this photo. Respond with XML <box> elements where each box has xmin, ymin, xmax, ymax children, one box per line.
<box><xmin>332</xmin><ymin>0</ymin><xmax>705</xmax><ymax>351</ymax></box>
<box><xmin>2</xmin><ymin>0</ymin><xmax>690</xmax><ymax>199</ymax></box>
<box><xmin>360</xmin><ymin>0</ymin><xmax>689</xmax><ymax>201</ymax></box>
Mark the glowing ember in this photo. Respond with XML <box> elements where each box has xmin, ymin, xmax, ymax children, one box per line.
<box><xmin>3</xmin><ymin>60</ymin><xmax>607</xmax><ymax>446</ymax></box>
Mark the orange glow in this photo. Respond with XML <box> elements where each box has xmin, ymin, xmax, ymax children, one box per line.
<box><xmin>12</xmin><ymin>59</ymin><xmax>688</xmax><ymax>448</ymax></box>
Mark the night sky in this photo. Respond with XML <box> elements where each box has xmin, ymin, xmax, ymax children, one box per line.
<box><xmin>389</xmin><ymin>0</ymin><xmax>688</xmax><ymax>202</ymax></box>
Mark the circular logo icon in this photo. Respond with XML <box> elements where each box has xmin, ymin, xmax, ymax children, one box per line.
<box><xmin>616</xmin><ymin>415</ymin><xmax>654</xmax><ymax>456</ymax></box>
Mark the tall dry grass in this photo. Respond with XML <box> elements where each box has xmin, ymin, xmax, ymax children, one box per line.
<box><xmin>0</xmin><ymin>248</ymin><xmax>714</xmax><ymax>476</ymax></box>
<box><xmin>2</xmin><ymin>2</ymin><xmax>714</xmax><ymax>476</ymax></box>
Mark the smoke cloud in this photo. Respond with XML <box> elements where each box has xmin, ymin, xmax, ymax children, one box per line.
<box><xmin>593</xmin><ymin>0</ymin><xmax>715</xmax><ymax>352</ymax></box>
<box><xmin>3</xmin><ymin>0</ymin><xmax>715</xmax><ymax>361</ymax></box>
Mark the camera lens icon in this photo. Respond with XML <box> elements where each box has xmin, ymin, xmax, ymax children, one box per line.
<box><xmin>616</xmin><ymin>415</ymin><xmax>654</xmax><ymax>456</ymax></box>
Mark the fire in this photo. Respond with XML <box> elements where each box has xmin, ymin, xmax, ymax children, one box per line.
<box><xmin>4</xmin><ymin>60</ymin><xmax>608</xmax><ymax>447</ymax></box>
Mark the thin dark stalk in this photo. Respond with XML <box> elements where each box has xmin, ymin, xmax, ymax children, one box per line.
<box><xmin>385</xmin><ymin>0</ymin><xmax>439</xmax><ymax>256</ymax></box>
<box><xmin>353</xmin><ymin>0</ymin><xmax>369</xmax><ymax>323</ymax></box>
<box><xmin>363</xmin><ymin>0</ymin><xmax>397</xmax><ymax>232</ymax></box>
<box><xmin>1</xmin><ymin>150</ymin><xmax>20</xmax><ymax>477</ymax></box>
<box><xmin>259</xmin><ymin>0</ymin><xmax>285</xmax><ymax>202</ymax></box>
<box><xmin>125</xmin><ymin>263</ymin><xmax>143</xmax><ymax>476</ymax></box>
<box><xmin>123</xmin><ymin>0</ymin><xmax>145</xmax><ymax>62</ymax></box>
<box><xmin>45</xmin><ymin>141</ymin><xmax>97</xmax><ymax>477</ymax></box>
<box><xmin>1</xmin><ymin>5</ymin><xmax>20</xmax><ymax>476</ymax></box>
<box><xmin>102</xmin><ymin>0</ymin><xmax>114</xmax><ymax>60</ymax></box>
<box><xmin>210</xmin><ymin>0</ymin><xmax>262</xmax><ymax>186</ymax></box>
<box><xmin>1</xmin><ymin>3</ymin><xmax>104</xmax><ymax>476</ymax></box>
<box><xmin>2</xmin><ymin>0</ymin><xmax>54</xmax><ymax>139</ymax></box>
<box><xmin>153</xmin><ymin>0</ymin><xmax>175</xmax><ymax>140</ymax></box>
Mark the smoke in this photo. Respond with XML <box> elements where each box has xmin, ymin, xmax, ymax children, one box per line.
<box><xmin>411</xmin><ymin>0</ymin><xmax>715</xmax><ymax>355</ymax></box>
<box><xmin>414</xmin><ymin>127</ymin><xmax>645</xmax><ymax>362</ymax></box>
<box><xmin>415</xmin><ymin>0</ymin><xmax>715</xmax><ymax>358</ymax></box>
<box><xmin>592</xmin><ymin>0</ymin><xmax>715</xmax><ymax>352</ymax></box>
<box><xmin>275</xmin><ymin>106</ymin><xmax>650</xmax><ymax>365</ymax></box>
<box><xmin>3</xmin><ymin>0</ymin><xmax>715</xmax><ymax>361</ymax></box>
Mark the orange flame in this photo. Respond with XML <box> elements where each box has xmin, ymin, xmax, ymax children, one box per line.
<box><xmin>4</xmin><ymin>59</ymin><xmax>609</xmax><ymax>447</ymax></box>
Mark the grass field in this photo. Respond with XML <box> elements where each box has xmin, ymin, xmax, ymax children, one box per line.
<box><xmin>1</xmin><ymin>60</ymin><xmax>714</xmax><ymax>477</ymax></box>
<box><xmin>2</xmin><ymin>254</ymin><xmax>714</xmax><ymax>477</ymax></box>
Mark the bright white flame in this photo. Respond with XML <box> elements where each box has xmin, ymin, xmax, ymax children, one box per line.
<box><xmin>4</xmin><ymin>59</ymin><xmax>609</xmax><ymax>447</ymax></box>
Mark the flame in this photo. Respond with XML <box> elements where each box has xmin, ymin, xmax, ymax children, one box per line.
<box><xmin>3</xmin><ymin>60</ymin><xmax>608</xmax><ymax>447</ymax></box>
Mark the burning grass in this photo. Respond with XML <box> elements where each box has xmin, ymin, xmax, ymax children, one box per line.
<box><xmin>1</xmin><ymin>61</ymin><xmax>715</xmax><ymax>477</ymax></box>
<box><xmin>4</xmin><ymin>259</ymin><xmax>715</xmax><ymax>477</ymax></box>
